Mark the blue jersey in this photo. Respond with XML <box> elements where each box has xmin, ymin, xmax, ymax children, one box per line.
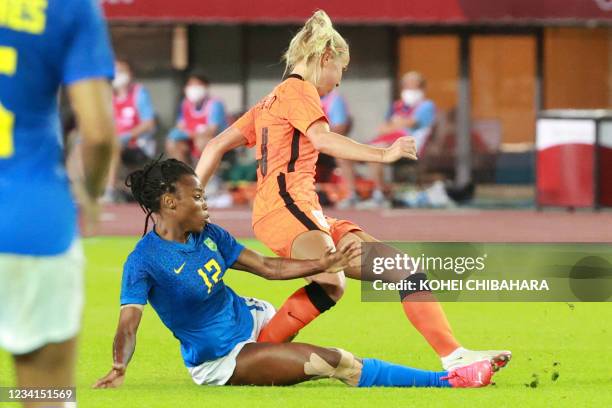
<box><xmin>0</xmin><ymin>0</ymin><xmax>114</xmax><ymax>256</ymax></box>
<box><xmin>120</xmin><ymin>223</ymin><xmax>253</xmax><ymax>367</ymax></box>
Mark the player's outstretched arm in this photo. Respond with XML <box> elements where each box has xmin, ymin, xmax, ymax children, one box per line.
<box><xmin>93</xmin><ymin>305</ymin><xmax>143</xmax><ymax>389</ymax></box>
<box><xmin>306</xmin><ymin>119</ymin><xmax>418</xmax><ymax>163</ymax></box>
<box><xmin>232</xmin><ymin>241</ymin><xmax>360</xmax><ymax>280</ymax></box>
<box><xmin>194</xmin><ymin>126</ymin><xmax>246</xmax><ymax>186</ymax></box>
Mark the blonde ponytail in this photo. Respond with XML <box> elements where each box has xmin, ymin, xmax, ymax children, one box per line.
<box><xmin>283</xmin><ymin>10</ymin><xmax>348</xmax><ymax>82</ymax></box>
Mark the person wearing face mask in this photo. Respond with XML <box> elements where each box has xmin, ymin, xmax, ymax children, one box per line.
<box><xmin>166</xmin><ymin>71</ymin><xmax>228</xmax><ymax>165</ymax></box>
<box><xmin>364</xmin><ymin>71</ymin><xmax>437</xmax><ymax>207</ymax></box>
<box><xmin>106</xmin><ymin>59</ymin><xmax>157</xmax><ymax>202</ymax></box>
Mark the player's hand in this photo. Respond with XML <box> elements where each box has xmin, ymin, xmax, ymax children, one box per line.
<box><xmin>93</xmin><ymin>365</ymin><xmax>126</xmax><ymax>389</ymax></box>
<box><xmin>382</xmin><ymin>136</ymin><xmax>418</xmax><ymax>163</ymax></box>
<box><xmin>322</xmin><ymin>241</ymin><xmax>361</xmax><ymax>274</ymax></box>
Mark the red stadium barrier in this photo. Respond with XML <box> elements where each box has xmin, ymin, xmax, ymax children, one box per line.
<box><xmin>536</xmin><ymin>111</ymin><xmax>612</xmax><ymax>209</ymax></box>
<box><xmin>101</xmin><ymin>0</ymin><xmax>612</xmax><ymax>23</ymax></box>
<box><xmin>599</xmin><ymin>126</ymin><xmax>612</xmax><ymax>206</ymax></box>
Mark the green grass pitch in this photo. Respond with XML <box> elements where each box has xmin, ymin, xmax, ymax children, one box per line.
<box><xmin>1</xmin><ymin>237</ymin><xmax>611</xmax><ymax>407</ymax></box>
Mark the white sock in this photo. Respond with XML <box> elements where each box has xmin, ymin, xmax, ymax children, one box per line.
<box><xmin>441</xmin><ymin>346</ymin><xmax>468</xmax><ymax>364</ymax></box>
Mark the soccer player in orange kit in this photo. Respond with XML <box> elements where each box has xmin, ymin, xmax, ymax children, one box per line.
<box><xmin>195</xmin><ymin>10</ymin><xmax>511</xmax><ymax>371</ymax></box>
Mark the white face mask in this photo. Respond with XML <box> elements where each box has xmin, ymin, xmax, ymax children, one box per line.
<box><xmin>401</xmin><ymin>89</ymin><xmax>424</xmax><ymax>106</ymax></box>
<box><xmin>112</xmin><ymin>72</ymin><xmax>130</xmax><ymax>89</ymax></box>
<box><xmin>185</xmin><ymin>85</ymin><xmax>208</xmax><ymax>103</ymax></box>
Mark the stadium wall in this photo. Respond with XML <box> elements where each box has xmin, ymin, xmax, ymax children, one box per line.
<box><xmin>109</xmin><ymin>23</ymin><xmax>612</xmax><ymax>170</ymax></box>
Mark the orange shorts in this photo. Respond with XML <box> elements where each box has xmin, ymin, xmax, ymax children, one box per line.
<box><xmin>253</xmin><ymin>201</ymin><xmax>363</xmax><ymax>258</ymax></box>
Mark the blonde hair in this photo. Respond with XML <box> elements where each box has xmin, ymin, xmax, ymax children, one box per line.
<box><xmin>283</xmin><ymin>10</ymin><xmax>349</xmax><ymax>83</ymax></box>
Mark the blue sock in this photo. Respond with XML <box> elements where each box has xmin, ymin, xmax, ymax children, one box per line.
<box><xmin>357</xmin><ymin>358</ymin><xmax>451</xmax><ymax>388</ymax></box>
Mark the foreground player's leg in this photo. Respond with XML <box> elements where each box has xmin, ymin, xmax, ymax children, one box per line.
<box><xmin>13</xmin><ymin>337</ymin><xmax>78</xmax><ymax>408</ymax></box>
<box><xmin>257</xmin><ymin>231</ymin><xmax>343</xmax><ymax>343</ymax></box>
<box><xmin>339</xmin><ymin>231</ymin><xmax>460</xmax><ymax>356</ymax></box>
<box><xmin>337</xmin><ymin>231</ymin><xmax>511</xmax><ymax>370</ymax></box>
<box><xmin>230</xmin><ymin>342</ymin><xmax>494</xmax><ymax>388</ymax></box>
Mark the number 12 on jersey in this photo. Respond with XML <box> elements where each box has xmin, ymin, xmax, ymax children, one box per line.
<box><xmin>197</xmin><ymin>259</ymin><xmax>223</xmax><ymax>294</ymax></box>
<box><xmin>0</xmin><ymin>46</ymin><xmax>17</xmax><ymax>158</ymax></box>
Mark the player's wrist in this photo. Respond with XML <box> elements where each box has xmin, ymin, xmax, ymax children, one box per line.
<box><xmin>318</xmin><ymin>257</ymin><xmax>330</xmax><ymax>271</ymax></box>
<box><xmin>381</xmin><ymin>147</ymin><xmax>390</xmax><ymax>163</ymax></box>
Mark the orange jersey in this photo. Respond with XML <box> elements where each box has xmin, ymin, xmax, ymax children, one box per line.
<box><xmin>232</xmin><ymin>75</ymin><xmax>328</xmax><ymax>225</ymax></box>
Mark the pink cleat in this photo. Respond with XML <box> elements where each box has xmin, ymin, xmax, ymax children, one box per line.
<box><xmin>441</xmin><ymin>360</ymin><xmax>493</xmax><ymax>388</ymax></box>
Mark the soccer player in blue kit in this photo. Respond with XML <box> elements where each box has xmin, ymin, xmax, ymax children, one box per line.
<box><xmin>0</xmin><ymin>0</ymin><xmax>115</xmax><ymax>401</ymax></box>
<box><xmin>94</xmin><ymin>158</ymin><xmax>501</xmax><ymax>389</ymax></box>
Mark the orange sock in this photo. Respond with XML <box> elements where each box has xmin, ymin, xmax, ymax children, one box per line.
<box><xmin>401</xmin><ymin>292</ymin><xmax>460</xmax><ymax>357</ymax></box>
<box><xmin>258</xmin><ymin>282</ymin><xmax>336</xmax><ymax>343</ymax></box>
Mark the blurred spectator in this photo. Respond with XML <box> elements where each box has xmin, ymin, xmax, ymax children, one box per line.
<box><xmin>315</xmin><ymin>89</ymin><xmax>357</xmax><ymax>208</ymax></box>
<box><xmin>226</xmin><ymin>147</ymin><xmax>257</xmax><ymax>184</ymax></box>
<box><xmin>364</xmin><ymin>71</ymin><xmax>436</xmax><ymax>207</ymax></box>
<box><xmin>166</xmin><ymin>71</ymin><xmax>228</xmax><ymax>165</ymax></box>
<box><xmin>211</xmin><ymin>146</ymin><xmax>258</xmax><ymax>209</ymax></box>
<box><xmin>321</xmin><ymin>89</ymin><xmax>351</xmax><ymax>135</ymax></box>
<box><xmin>104</xmin><ymin>59</ymin><xmax>156</xmax><ymax>202</ymax></box>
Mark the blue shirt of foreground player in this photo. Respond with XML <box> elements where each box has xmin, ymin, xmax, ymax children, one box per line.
<box><xmin>0</xmin><ymin>0</ymin><xmax>114</xmax><ymax>256</ymax></box>
<box><xmin>120</xmin><ymin>223</ymin><xmax>252</xmax><ymax>367</ymax></box>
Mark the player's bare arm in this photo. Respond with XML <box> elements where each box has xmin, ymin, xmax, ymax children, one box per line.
<box><xmin>93</xmin><ymin>305</ymin><xmax>143</xmax><ymax>389</ymax></box>
<box><xmin>194</xmin><ymin>123</ymin><xmax>218</xmax><ymax>151</ymax></box>
<box><xmin>195</xmin><ymin>126</ymin><xmax>246</xmax><ymax>185</ymax></box>
<box><xmin>305</xmin><ymin>120</ymin><xmax>418</xmax><ymax>163</ymax></box>
<box><xmin>68</xmin><ymin>78</ymin><xmax>116</xmax><ymax>199</ymax></box>
<box><xmin>231</xmin><ymin>241</ymin><xmax>361</xmax><ymax>280</ymax></box>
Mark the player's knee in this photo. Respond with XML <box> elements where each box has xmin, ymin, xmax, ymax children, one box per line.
<box><xmin>303</xmin><ymin>280</ymin><xmax>342</xmax><ymax>314</ymax></box>
<box><xmin>398</xmin><ymin>272</ymin><xmax>430</xmax><ymax>300</ymax></box>
<box><xmin>317</xmin><ymin>275</ymin><xmax>346</xmax><ymax>302</ymax></box>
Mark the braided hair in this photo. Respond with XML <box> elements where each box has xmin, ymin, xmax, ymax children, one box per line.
<box><xmin>125</xmin><ymin>156</ymin><xmax>197</xmax><ymax>236</ymax></box>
